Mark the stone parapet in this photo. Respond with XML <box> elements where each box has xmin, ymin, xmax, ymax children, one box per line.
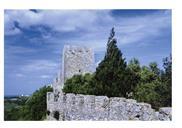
<box><xmin>47</xmin><ymin>93</ymin><xmax>172</xmax><ymax>121</ymax></box>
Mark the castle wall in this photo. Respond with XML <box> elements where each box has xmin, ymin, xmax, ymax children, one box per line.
<box><xmin>47</xmin><ymin>93</ymin><xmax>172</xmax><ymax>121</ymax></box>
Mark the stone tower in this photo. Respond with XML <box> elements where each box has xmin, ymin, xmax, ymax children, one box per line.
<box><xmin>61</xmin><ymin>45</ymin><xmax>95</xmax><ymax>88</ymax></box>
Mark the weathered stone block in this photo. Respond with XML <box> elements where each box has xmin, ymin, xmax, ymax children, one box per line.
<box><xmin>94</xmin><ymin>96</ymin><xmax>109</xmax><ymax>120</ymax></box>
<box><xmin>158</xmin><ymin>107</ymin><xmax>172</xmax><ymax>121</ymax></box>
<box><xmin>109</xmin><ymin>97</ymin><xmax>128</xmax><ymax>120</ymax></box>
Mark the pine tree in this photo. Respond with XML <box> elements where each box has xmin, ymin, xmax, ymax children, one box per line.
<box><xmin>161</xmin><ymin>54</ymin><xmax>172</xmax><ymax>107</ymax></box>
<box><xmin>93</xmin><ymin>28</ymin><xmax>132</xmax><ymax>97</ymax></box>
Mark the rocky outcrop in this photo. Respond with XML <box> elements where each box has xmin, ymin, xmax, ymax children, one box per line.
<box><xmin>47</xmin><ymin>93</ymin><xmax>172</xmax><ymax>121</ymax></box>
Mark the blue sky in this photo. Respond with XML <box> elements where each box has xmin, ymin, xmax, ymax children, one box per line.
<box><xmin>4</xmin><ymin>10</ymin><xmax>171</xmax><ymax>96</ymax></box>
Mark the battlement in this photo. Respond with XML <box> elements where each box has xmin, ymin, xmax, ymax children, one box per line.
<box><xmin>47</xmin><ymin>92</ymin><xmax>172</xmax><ymax>121</ymax></box>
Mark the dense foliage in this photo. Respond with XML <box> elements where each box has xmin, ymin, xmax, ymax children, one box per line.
<box><xmin>63</xmin><ymin>73</ymin><xmax>94</xmax><ymax>95</ymax></box>
<box><xmin>4</xmin><ymin>86</ymin><xmax>53</xmax><ymax>120</ymax></box>
<box><xmin>133</xmin><ymin>57</ymin><xmax>172</xmax><ymax>110</ymax></box>
<box><xmin>93</xmin><ymin>28</ymin><xmax>137</xmax><ymax>97</ymax></box>
<box><xmin>4</xmin><ymin>96</ymin><xmax>28</xmax><ymax>120</ymax></box>
<box><xmin>63</xmin><ymin>28</ymin><xmax>172</xmax><ymax>110</ymax></box>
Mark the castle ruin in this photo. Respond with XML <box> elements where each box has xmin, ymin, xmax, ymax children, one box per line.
<box><xmin>52</xmin><ymin>45</ymin><xmax>95</xmax><ymax>95</ymax></box>
<box><xmin>47</xmin><ymin>45</ymin><xmax>171</xmax><ymax>121</ymax></box>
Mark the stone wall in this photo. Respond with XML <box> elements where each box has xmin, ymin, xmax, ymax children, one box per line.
<box><xmin>47</xmin><ymin>92</ymin><xmax>172</xmax><ymax>121</ymax></box>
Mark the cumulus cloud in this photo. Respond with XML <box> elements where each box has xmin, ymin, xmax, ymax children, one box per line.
<box><xmin>4</xmin><ymin>10</ymin><xmax>171</xmax><ymax>48</ymax></box>
<box><xmin>4</xmin><ymin>10</ymin><xmax>113</xmax><ymax>35</ymax></box>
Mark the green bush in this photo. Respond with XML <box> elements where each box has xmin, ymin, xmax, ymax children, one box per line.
<box><xmin>63</xmin><ymin>73</ymin><xmax>94</xmax><ymax>95</ymax></box>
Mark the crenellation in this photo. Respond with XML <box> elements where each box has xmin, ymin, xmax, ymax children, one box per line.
<box><xmin>47</xmin><ymin>93</ymin><xmax>172</xmax><ymax>121</ymax></box>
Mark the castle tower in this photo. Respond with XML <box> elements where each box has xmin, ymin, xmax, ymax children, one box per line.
<box><xmin>61</xmin><ymin>45</ymin><xmax>95</xmax><ymax>89</ymax></box>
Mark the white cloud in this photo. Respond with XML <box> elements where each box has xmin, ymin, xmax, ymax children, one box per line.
<box><xmin>40</xmin><ymin>75</ymin><xmax>51</xmax><ymax>79</ymax></box>
<box><xmin>5</xmin><ymin>10</ymin><xmax>171</xmax><ymax>49</ymax></box>
<box><xmin>6</xmin><ymin>45</ymin><xmax>36</xmax><ymax>54</ymax></box>
<box><xmin>21</xmin><ymin>60</ymin><xmax>58</xmax><ymax>72</ymax></box>
<box><xmin>15</xmin><ymin>73</ymin><xmax>25</xmax><ymax>77</ymax></box>
<box><xmin>5</xmin><ymin>27</ymin><xmax>21</xmax><ymax>36</ymax></box>
<box><xmin>4</xmin><ymin>10</ymin><xmax>113</xmax><ymax>35</ymax></box>
<box><xmin>61</xmin><ymin>10</ymin><xmax>170</xmax><ymax>51</ymax></box>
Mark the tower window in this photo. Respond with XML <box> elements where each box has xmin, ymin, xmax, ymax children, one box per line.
<box><xmin>79</xmin><ymin>69</ymin><xmax>81</xmax><ymax>72</ymax></box>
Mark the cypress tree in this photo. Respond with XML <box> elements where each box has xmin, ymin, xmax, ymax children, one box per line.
<box><xmin>93</xmin><ymin>28</ymin><xmax>131</xmax><ymax>97</ymax></box>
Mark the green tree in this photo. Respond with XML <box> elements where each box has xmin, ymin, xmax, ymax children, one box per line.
<box><xmin>149</xmin><ymin>62</ymin><xmax>160</xmax><ymax>76</ymax></box>
<box><xmin>139</xmin><ymin>65</ymin><xmax>158</xmax><ymax>83</ymax></box>
<box><xmin>134</xmin><ymin>79</ymin><xmax>163</xmax><ymax>109</ymax></box>
<box><xmin>133</xmin><ymin>57</ymin><xmax>172</xmax><ymax>110</ymax></box>
<box><xmin>21</xmin><ymin>85</ymin><xmax>53</xmax><ymax>120</ymax></box>
<box><xmin>160</xmin><ymin>55</ymin><xmax>172</xmax><ymax>107</ymax></box>
<box><xmin>93</xmin><ymin>28</ymin><xmax>132</xmax><ymax>97</ymax></box>
<box><xmin>127</xmin><ymin>58</ymin><xmax>141</xmax><ymax>73</ymax></box>
<box><xmin>133</xmin><ymin>64</ymin><xmax>161</xmax><ymax>109</ymax></box>
<box><xmin>127</xmin><ymin>58</ymin><xmax>141</xmax><ymax>97</ymax></box>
